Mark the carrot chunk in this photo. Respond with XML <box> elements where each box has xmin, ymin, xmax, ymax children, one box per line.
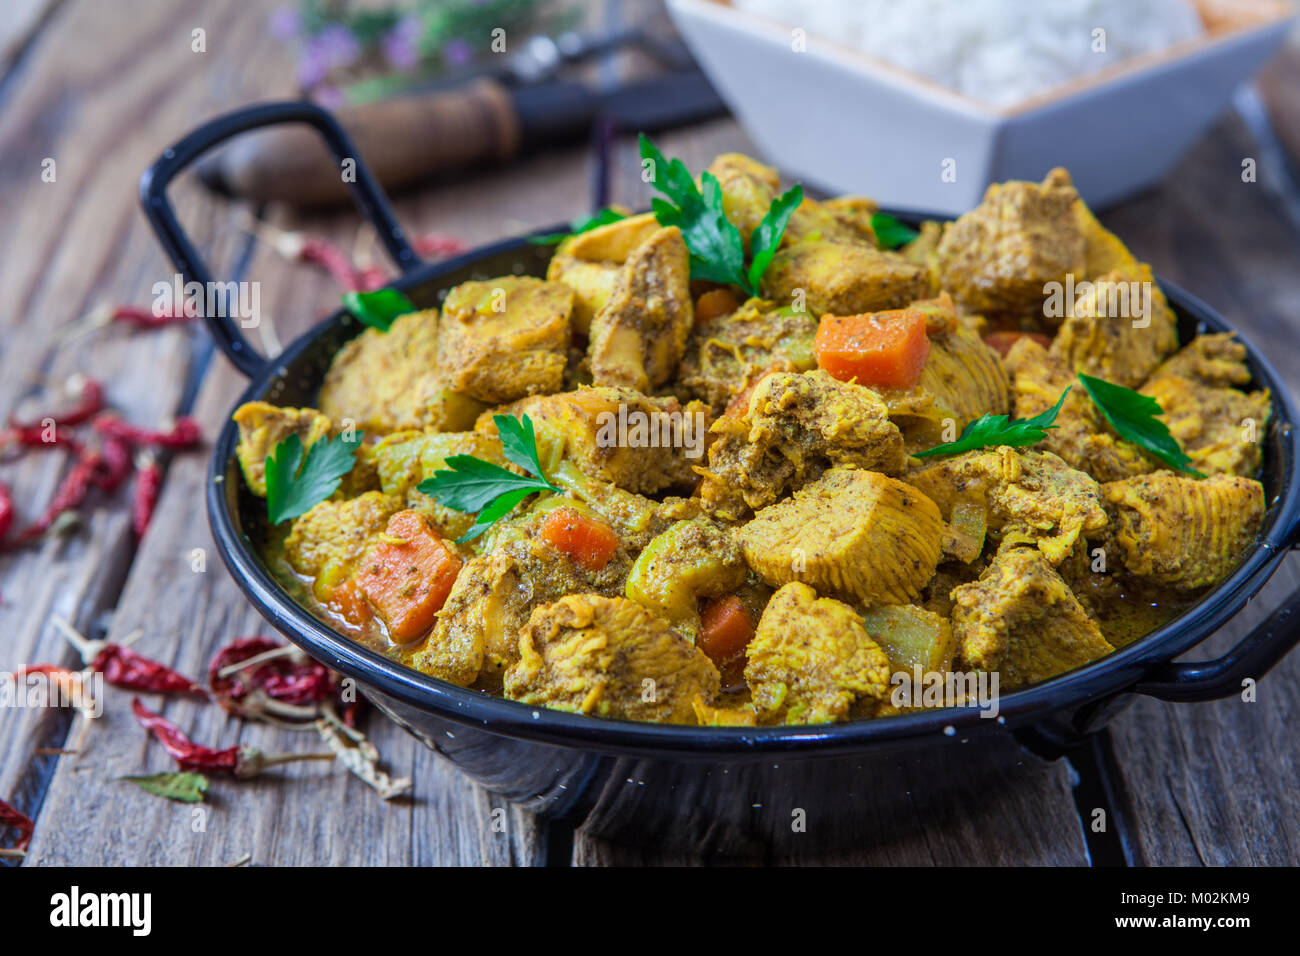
<box><xmin>698</xmin><ymin>595</ymin><xmax>756</xmax><ymax>667</ymax></box>
<box><xmin>330</xmin><ymin>578</ymin><xmax>373</xmax><ymax>628</ymax></box>
<box><xmin>695</xmin><ymin>288</ymin><xmax>740</xmax><ymax>324</ymax></box>
<box><xmin>815</xmin><ymin>308</ymin><xmax>930</xmax><ymax>389</ymax></box>
<box><xmin>356</xmin><ymin>510</ymin><xmax>462</xmax><ymax>644</ymax></box>
<box><xmin>540</xmin><ymin>507</ymin><xmax>621</xmax><ymax>572</ymax></box>
<box><xmin>982</xmin><ymin>330</ymin><xmax>1052</xmax><ymax>357</ymax></box>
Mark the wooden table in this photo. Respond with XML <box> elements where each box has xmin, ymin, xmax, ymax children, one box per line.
<box><xmin>3</xmin><ymin>0</ymin><xmax>1299</xmax><ymax>867</ymax></box>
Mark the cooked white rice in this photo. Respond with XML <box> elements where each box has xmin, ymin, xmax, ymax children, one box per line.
<box><xmin>732</xmin><ymin>0</ymin><xmax>1207</xmax><ymax>107</ymax></box>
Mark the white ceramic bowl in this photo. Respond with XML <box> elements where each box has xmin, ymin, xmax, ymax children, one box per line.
<box><xmin>668</xmin><ymin>0</ymin><xmax>1296</xmax><ymax>214</ymax></box>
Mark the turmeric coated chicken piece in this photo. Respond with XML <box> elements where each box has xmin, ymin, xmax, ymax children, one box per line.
<box><xmin>413</xmin><ymin>507</ymin><xmax>634</xmax><ymax>690</ymax></box>
<box><xmin>937</xmin><ymin>168</ymin><xmax>1085</xmax><ymax>321</ymax></box>
<box><xmin>233</xmin><ymin>401</ymin><xmax>333</xmax><ymax>497</ymax></box>
<box><xmin>761</xmin><ymin>240</ymin><xmax>933</xmax><ymax>317</ymax></box>
<box><xmin>284</xmin><ymin>491</ymin><xmax>403</xmax><ymax>586</ymax></box>
<box><xmin>952</xmin><ymin>544</ymin><xmax>1114</xmax><ymax>689</ymax></box>
<box><xmin>1102</xmin><ymin>472</ymin><xmax>1264</xmax><ymax>590</ymax></box>
<box><xmin>1005</xmin><ymin>338</ymin><xmax>1155</xmax><ymax>482</ymax></box>
<box><xmin>1139</xmin><ymin>335</ymin><xmax>1269</xmax><ymax>478</ymax></box>
<box><xmin>905</xmin><ymin>446</ymin><xmax>1108</xmax><ymax>565</ymax></box>
<box><xmin>1049</xmin><ymin>264</ymin><xmax>1179</xmax><ymax>387</ymax></box>
<box><xmin>437</xmin><ymin>276</ymin><xmax>573</xmax><ymax>404</ymax></box>
<box><xmin>737</xmin><ymin>468</ymin><xmax>944</xmax><ymax>606</ymax></box>
<box><xmin>481</xmin><ymin>386</ymin><xmax>709</xmax><ymax>495</ymax></box>
<box><xmin>676</xmin><ymin>299</ymin><xmax>818</xmax><ymax>411</ymax></box>
<box><xmin>503</xmin><ymin>593</ymin><xmax>720</xmax><ymax>724</ymax></box>
<box><xmin>545</xmin><ymin>212</ymin><xmax>659</xmax><ymax>336</ymax></box>
<box><xmin>624</xmin><ymin>518</ymin><xmax>748</xmax><ymax>639</ymax></box>
<box><xmin>587</xmin><ymin>225</ymin><xmax>694</xmax><ymax>392</ymax></box>
<box><xmin>699</xmin><ymin>370</ymin><xmax>907</xmax><ymax>519</ymax></box>
<box><xmin>317</xmin><ymin>309</ymin><xmax>486</xmax><ymax>434</ymax></box>
<box><xmin>745</xmin><ymin>582</ymin><xmax>892</xmax><ymax>725</ymax></box>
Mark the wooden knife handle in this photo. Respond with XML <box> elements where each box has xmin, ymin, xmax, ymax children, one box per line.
<box><xmin>202</xmin><ymin>79</ymin><xmax>521</xmax><ymax>207</ymax></box>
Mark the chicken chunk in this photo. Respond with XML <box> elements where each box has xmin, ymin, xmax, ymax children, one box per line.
<box><xmin>233</xmin><ymin>401</ymin><xmax>332</xmax><ymax>497</ymax></box>
<box><xmin>587</xmin><ymin>225</ymin><xmax>693</xmax><ymax>392</ymax></box>
<box><xmin>1049</xmin><ymin>264</ymin><xmax>1179</xmax><ymax>387</ymax></box>
<box><xmin>1102</xmin><ymin>472</ymin><xmax>1264</xmax><ymax>590</ymax></box>
<box><xmin>1148</xmin><ymin>333</ymin><xmax>1253</xmax><ymax>388</ymax></box>
<box><xmin>938</xmin><ymin>168</ymin><xmax>1085</xmax><ymax>320</ymax></box>
<box><xmin>317</xmin><ymin>309</ymin><xmax>486</xmax><ymax>434</ymax></box>
<box><xmin>699</xmin><ymin>370</ymin><xmax>907</xmax><ymax>519</ymax></box>
<box><xmin>481</xmin><ymin>387</ymin><xmax>709</xmax><ymax>495</ymax></box>
<box><xmin>413</xmin><ymin>509</ymin><xmax>633</xmax><ymax>690</ymax></box>
<box><xmin>370</xmin><ymin>429</ymin><xmax>513</xmax><ymax>540</ymax></box>
<box><xmin>905</xmin><ymin>446</ymin><xmax>1108</xmax><ymax>565</ymax></box>
<box><xmin>744</xmin><ymin>582</ymin><xmax>891</xmax><ymax>725</ymax></box>
<box><xmin>762</xmin><ymin>240</ymin><xmax>932</xmax><ymax>317</ymax></box>
<box><xmin>624</xmin><ymin>518</ymin><xmax>748</xmax><ymax>639</ymax></box>
<box><xmin>1005</xmin><ymin>338</ymin><xmax>1155</xmax><ymax>482</ymax></box>
<box><xmin>546</xmin><ymin>212</ymin><xmax>660</xmax><ymax>336</ymax></box>
<box><xmin>952</xmin><ymin>545</ymin><xmax>1114</xmax><ymax>689</ymax></box>
<box><xmin>737</xmin><ymin>468</ymin><xmax>944</xmax><ymax>606</ymax></box>
<box><xmin>504</xmin><ymin>594</ymin><xmax>720</xmax><ymax>724</ymax></box>
<box><xmin>283</xmin><ymin>491</ymin><xmax>403</xmax><ymax>597</ymax></box>
<box><xmin>676</xmin><ymin>299</ymin><xmax>818</xmax><ymax>410</ymax></box>
<box><xmin>437</xmin><ymin>276</ymin><xmax>573</xmax><ymax>404</ymax></box>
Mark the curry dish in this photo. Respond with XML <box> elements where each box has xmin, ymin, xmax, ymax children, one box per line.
<box><xmin>232</xmin><ymin>155</ymin><xmax>1269</xmax><ymax>727</ymax></box>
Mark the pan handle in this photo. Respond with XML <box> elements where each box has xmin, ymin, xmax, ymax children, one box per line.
<box><xmin>139</xmin><ymin>100</ymin><xmax>419</xmax><ymax>378</ymax></box>
<box><xmin>1135</xmin><ymin>522</ymin><xmax>1300</xmax><ymax>702</ymax></box>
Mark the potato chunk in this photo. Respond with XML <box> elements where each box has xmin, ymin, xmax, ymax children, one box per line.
<box><xmin>905</xmin><ymin>446</ymin><xmax>1108</xmax><ymax>565</ymax></box>
<box><xmin>318</xmin><ymin>309</ymin><xmax>485</xmax><ymax>434</ymax></box>
<box><xmin>762</xmin><ymin>240</ymin><xmax>932</xmax><ymax>317</ymax></box>
<box><xmin>676</xmin><ymin>299</ymin><xmax>818</xmax><ymax>410</ymax></box>
<box><xmin>745</xmin><ymin>582</ymin><xmax>891</xmax><ymax>724</ymax></box>
<box><xmin>503</xmin><ymin>594</ymin><xmax>720</xmax><ymax>724</ymax></box>
<box><xmin>937</xmin><ymin>168</ymin><xmax>1085</xmax><ymax>320</ymax></box>
<box><xmin>700</xmin><ymin>370</ymin><xmax>907</xmax><ymax>519</ymax></box>
<box><xmin>737</xmin><ymin>468</ymin><xmax>944</xmax><ymax>606</ymax></box>
<box><xmin>233</xmin><ymin>401</ymin><xmax>332</xmax><ymax>497</ymax></box>
<box><xmin>1102</xmin><ymin>472</ymin><xmax>1264</xmax><ymax>590</ymax></box>
<box><xmin>860</xmin><ymin>604</ymin><xmax>956</xmax><ymax>676</ymax></box>
<box><xmin>437</xmin><ymin>276</ymin><xmax>572</xmax><ymax>404</ymax></box>
<box><xmin>952</xmin><ymin>545</ymin><xmax>1113</xmax><ymax>689</ymax></box>
<box><xmin>482</xmin><ymin>387</ymin><xmax>709</xmax><ymax>494</ymax></box>
<box><xmin>1049</xmin><ymin>265</ymin><xmax>1178</xmax><ymax>388</ymax></box>
<box><xmin>587</xmin><ymin>226</ymin><xmax>693</xmax><ymax>392</ymax></box>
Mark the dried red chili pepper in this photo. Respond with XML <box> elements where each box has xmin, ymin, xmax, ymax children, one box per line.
<box><xmin>92</xmin><ymin>645</ymin><xmax>204</xmax><ymax>696</ymax></box>
<box><xmin>209</xmin><ymin>637</ymin><xmax>335</xmax><ymax>711</ymax></box>
<box><xmin>8</xmin><ymin>378</ymin><xmax>105</xmax><ymax>431</ymax></box>
<box><xmin>89</xmin><ymin>435</ymin><xmax>133</xmax><ymax>493</ymax></box>
<box><xmin>93</xmin><ymin>415</ymin><xmax>201</xmax><ymax>449</ymax></box>
<box><xmin>413</xmin><ymin>233</ymin><xmax>468</xmax><ymax>259</ymax></box>
<box><xmin>131</xmin><ymin>455</ymin><xmax>161</xmax><ymax>537</ymax></box>
<box><xmin>14</xmin><ymin>451</ymin><xmax>99</xmax><ymax>543</ymax></box>
<box><xmin>0</xmin><ymin>422</ymin><xmax>86</xmax><ymax>454</ymax></box>
<box><xmin>107</xmin><ymin>305</ymin><xmax>193</xmax><ymax>329</ymax></box>
<box><xmin>0</xmin><ymin>796</ymin><xmax>34</xmax><ymax>854</ymax></box>
<box><xmin>0</xmin><ymin>482</ymin><xmax>12</xmax><ymax>542</ymax></box>
<box><xmin>130</xmin><ymin>699</ymin><xmax>332</xmax><ymax>777</ymax></box>
<box><xmin>11</xmin><ymin>664</ymin><xmax>85</xmax><ymax>699</ymax></box>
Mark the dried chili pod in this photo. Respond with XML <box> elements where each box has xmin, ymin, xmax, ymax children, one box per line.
<box><xmin>0</xmin><ymin>797</ymin><xmax>34</xmax><ymax>855</ymax></box>
<box><xmin>93</xmin><ymin>415</ymin><xmax>202</xmax><ymax>449</ymax></box>
<box><xmin>8</xmin><ymin>377</ymin><xmax>105</xmax><ymax>430</ymax></box>
<box><xmin>0</xmin><ymin>482</ymin><xmax>12</xmax><ymax>542</ymax></box>
<box><xmin>209</xmin><ymin>637</ymin><xmax>335</xmax><ymax>710</ymax></box>
<box><xmin>131</xmin><ymin>454</ymin><xmax>161</xmax><ymax>537</ymax></box>
<box><xmin>93</xmin><ymin>645</ymin><xmax>205</xmax><ymax>696</ymax></box>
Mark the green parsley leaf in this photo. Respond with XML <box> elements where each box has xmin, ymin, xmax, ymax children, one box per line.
<box><xmin>115</xmin><ymin>772</ymin><xmax>209</xmax><ymax>803</ymax></box>
<box><xmin>265</xmin><ymin>430</ymin><xmax>365</xmax><ymax>525</ymax></box>
<box><xmin>342</xmin><ymin>288</ymin><xmax>416</xmax><ymax>333</ymax></box>
<box><xmin>527</xmin><ymin>208</ymin><xmax>628</xmax><ymax>245</ymax></box>
<box><xmin>916</xmin><ymin>387</ymin><xmax>1071</xmax><ymax>459</ymax></box>
<box><xmin>1077</xmin><ymin>373</ymin><xmax>1205</xmax><ymax>477</ymax></box>
<box><xmin>638</xmin><ymin>134</ymin><xmax>799</xmax><ymax>297</ymax></box>
<box><xmin>747</xmin><ymin>184</ymin><xmax>803</xmax><ymax>293</ymax></box>
<box><xmin>871</xmin><ymin>212</ymin><xmax>920</xmax><ymax>250</ymax></box>
<box><xmin>416</xmin><ymin>414</ymin><xmax>560</xmax><ymax>542</ymax></box>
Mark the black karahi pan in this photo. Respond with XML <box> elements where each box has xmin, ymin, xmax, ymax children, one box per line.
<box><xmin>142</xmin><ymin>102</ymin><xmax>1300</xmax><ymax>855</ymax></box>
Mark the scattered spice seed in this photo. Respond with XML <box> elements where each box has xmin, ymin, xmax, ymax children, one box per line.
<box><xmin>0</xmin><ymin>796</ymin><xmax>34</xmax><ymax>856</ymax></box>
<box><xmin>93</xmin><ymin>415</ymin><xmax>201</xmax><ymax>449</ymax></box>
<box><xmin>131</xmin><ymin>454</ymin><xmax>161</xmax><ymax>537</ymax></box>
<box><xmin>131</xmin><ymin>698</ymin><xmax>334</xmax><ymax>778</ymax></box>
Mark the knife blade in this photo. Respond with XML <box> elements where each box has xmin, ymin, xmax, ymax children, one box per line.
<box><xmin>196</xmin><ymin>70</ymin><xmax>728</xmax><ymax>208</ymax></box>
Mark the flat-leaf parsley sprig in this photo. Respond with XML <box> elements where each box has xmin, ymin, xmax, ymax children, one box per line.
<box><xmin>417</xmin><ymin>414</ymin><xmax>560</xmax><ymax>542</ymax></box>
<box><xmin>916</xmin><ymin>387</ymin><xmax>1071</xmax><ymax>459</ymax></box>
<box><xmin>1077</xmin><ymin>373</ymin><xmax>1205</xmax><ymax>477</ymax></box>
<box><xmin>265</xmin><ymin>430</ymin><xmax>365</xmax><ymax>525</ymax></box>
<box><xmin>342</xmin><ymin>288</ymin><xmax>416</xmax><ymax>333</ymax></box>
<box><xmin>638</xmin><ymin>134</ymin><xmax>801</xmax><ymax>297</ymax></box>
<box><xmin>871</xmin><ymin>212</ymin><xmax>920</xmax><ymax>250</ymax></box>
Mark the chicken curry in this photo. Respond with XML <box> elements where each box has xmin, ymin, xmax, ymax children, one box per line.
<box><xmin>233</xmin><ymin>153</ymin><xmax>1269</xmax><ymax>727</ymax></box>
